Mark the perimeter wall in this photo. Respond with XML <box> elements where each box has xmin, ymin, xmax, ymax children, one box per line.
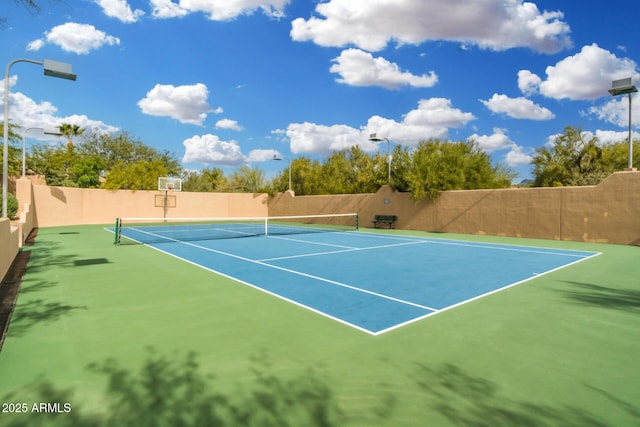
<box><xmin>0</xmin><ymin>219</ymin><xmax>19</xmax><ymax>283</ymax></box>
<box><xmin>269</xmin><ymin>171</ymin><xmax>640</xmax><ymax>246</ymax></box>
<box><xmin>2</xmin><ymin>170</ymin><xmax>639</xmax><ymax>283</ymax></box>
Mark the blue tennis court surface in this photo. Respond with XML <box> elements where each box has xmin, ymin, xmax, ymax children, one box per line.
<box><xmin>115</xmin><ymin>226</ymin><xmax>600</xmax><ymax>335</ymax></box>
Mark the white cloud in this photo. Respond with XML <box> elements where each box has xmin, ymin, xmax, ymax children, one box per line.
<box><xmin>1</xmin><ymin>76</ymin><xmax>118</xmax><ymax>137</ymax></box>
<box><xmin>215</xmin><ymin>118</ymin><xmax>243</xmax><ymax>131</ymax></box>
<box><xmin>26</xmin><ymin>39</ymin><xmax>45</xmax><ymax>52</ymax></box>
<box><xmin>517</xmin><ymin>70</ymin><xmax>541</xmax><ymax>96</ymax></box>
<box><xmin>282</xmin><ymin>98</ymin><xmax>475</xmax><ymax>156</ymax></box>
<box><xmin>330</xmin><ymin>48</ymin><xmax>437</xmax><ymax>89</ymax></box>
<box><xmin>504</xmin><ymin>144</ymin><xmax>533</xmax><ymax>167</ymax></box>
<box><xmin>55</xmin><ymin>114</ymin><xmax>120</xmax><ymax>135</ymax></box>
<box><xmin>468</xmin><ymin>129</ymin><xmax>532</xmax><ymax>167</ymax></box>
<box><xmin>182</xmin><ymin>134</ymin><xmax>246</xmax><ymax>165</ymax></box>
<box><xmin>137</xmin><ymin>83</ymin><xmax>213</xmax><ymax>125</ymax></box>
<box><xmin>522</xmin><ymin>44</ymin><xmax>640</xmax><ymax>100</ymax></box>
<box><xmin>391</xmin><ymin>98</ymin><xmax>476</xmax><ymax>144</ymax></box>
<box><xmin>28</xmin><ymin>22</ymin><xmax>120</xmax><ymax>55</ymax></box>
<box><xmin>291</xmin><ymin>0</ymin><xmax>571</xmax><ymax>53</ymax></box>
<box><xmin>594</xmin><ymin>129</ymin><xmax>640</xmax><ymax>146</ymax></box>
<box><xmin>286</xmin><ymin>122</ymin><xmax>373</xmax><ymax>156</ymax></box>
<box><xmin>468</xmin><ymin>128</ymin><xmax>513</xmax><ymax>153</ymax></box>
<box><xmin>589</xmin><ymin>93</ymin><xmax>640</xmax><ymax>128</ymax></box>
<box><xmin>481</xmin><ymin>93</ymin><xmax>555</xmax><ymax>120</ymax></box>
<box><xmin>151</xmin><ymin>0</ymin><xmax>290</xmax><ymax>21</ymax></box>
<box><xmin>247</xmin><ymin>148</ymin><xmax>279</xmax><ymax>162</ymax></box>
<box><xmin>150</xmin><ymin>0</ymin><xmax>188</xmax><ymax>18</ymax></box>
<box><xmin>182</xmin><ymin>134</ymin><xmax>279</xmax><ymax>165</ymax></box>
<box><xmin>95</xmin><ymin>0</ymin><xmax>144</xmax><ymax>23</ymax></box>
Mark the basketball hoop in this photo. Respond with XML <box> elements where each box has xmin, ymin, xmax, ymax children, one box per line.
<box><xmin>158</xmin><ymin>177</ymin><xmax>182</xmax><ymax>192</ymax></box>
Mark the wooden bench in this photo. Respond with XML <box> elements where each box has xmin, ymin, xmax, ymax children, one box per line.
<box><xmin>372</xmin><ymin>215</ymin><xmax>397</xmax><ymax>229</ymax></box>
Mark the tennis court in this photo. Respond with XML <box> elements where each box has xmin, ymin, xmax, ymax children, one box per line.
<box><xmin>113</xmin><ymin>216</ymin><xmax>600</xmax><ymax>335</ymax></box>
<box><xmin>1</xmin><ymin>224</ymin><xmax>638</xmax><ymax>426</ymax></box>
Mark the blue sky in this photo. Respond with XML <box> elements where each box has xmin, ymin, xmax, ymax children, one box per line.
<box><xmin>2</xmin><ymin>0</ymin><xmax>639</xmax><ymax>182</ymax></box>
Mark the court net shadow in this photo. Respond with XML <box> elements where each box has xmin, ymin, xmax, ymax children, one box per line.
<box><xmin>412</xmin><ymin>363</ymin><xmax>609</xmax><ymax>427</ymax></box>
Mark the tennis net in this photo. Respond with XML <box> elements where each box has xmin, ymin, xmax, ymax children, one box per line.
<box><xmin>114</xmin><ymin>213</ymin><xmax>359</xmax><ymax>245</ymax></box>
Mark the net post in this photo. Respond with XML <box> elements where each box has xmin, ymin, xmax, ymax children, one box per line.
<box><xmin>114</xmin><ymin>218</ymin><xmax>121</xmax><ymax>245</ymax></box>
<box><xmin>264</xmin><ymin>217</ymin><xmax>269</xmax><ymax>236</ymax></box>
<box><xmin>356</xmin><ymin>213</ymin><xmax>359</xmax><ymax>230</ymax></box>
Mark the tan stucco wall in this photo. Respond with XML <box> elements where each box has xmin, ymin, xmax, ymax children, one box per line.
<box><xmin>269</xmin><ymin>171</ymin><xmax>640</xmax><ymax>245</ymax></box>
<box><xmin>30</xmin><ymin>186</ymin><xmax>269</xmax><ymax>227</ymax></box>
<box><xmin>0</xmin><ymin>218</ymin><xmax>19</xmax><ymax>282</ymax></box>
<box><xmin>3</xmin><ymin>170</ymin><xmax>638</xmax><ymax>283</ymax></box>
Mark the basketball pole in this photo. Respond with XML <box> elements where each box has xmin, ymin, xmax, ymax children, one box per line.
<box><xmin>163</xmin><ymin>189</ymin><xmax>169</xmax><ymax>222</ymax></box>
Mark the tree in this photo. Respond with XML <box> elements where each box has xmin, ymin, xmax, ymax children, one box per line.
<box><xmin>2</xmin><ymin>1</ymin><xmax>63</xmax><ymax>26</ymax></box>
<box><xmin>406</xmin><ymin>139</ymin><xmax>514</xmax><ymax>200</ymax></box>
<box><xmin>29</xmin><ymin>131</ymin><xmax>182</xmax><ymax>189</ymax></box>
<box><xmin>389</xmin><ymin>145</ymin><xmax>412</xmax><ymax>192</ymax></box>
<box><xmin>271</xmin><ymin>157</ymin><xmax>323</xmax><ymax>195</ymax></box>
<box><xmin>0</xmin><ymin>122</ymin><xmax>22</xmax><ymax>176</ymax></box>
<box><xmin>319</xmin><ymin>151</ymin><xmax>351</xmax><ymax>194</ymax></box>
<box><xmin>181</xmin><ymin>168</ymin><xmax>226</xmax><ymax>192</ymax></box>
<box><xmin>82</xmin><ymin>131</ymin><xmax>180</xmax><ymax>174</ymax></box>
<box><xmin>224</xmin><ymin>165</ymin><xmax>266</xmax><ymax>193</ymax></box>
<box><xmin>532</xmin><ymin>126</ymin><xmax>617</xmax><ymax>186</ymax></box>
<box><xmin>103</xmin><ymin>159</ymin><xmax>169</xmax><ymax>190</ymax></box>
<box><xmin>58</xmin><ymin>123</ymin><xmax>85</xmax><ymax>150</ymax></box>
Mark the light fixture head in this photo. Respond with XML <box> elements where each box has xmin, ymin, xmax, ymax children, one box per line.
<box><xmin>43</xmin><ymin>59</ymin><xmax>77</xmax><ymax>81</ymax></box>
<box><xmin>368</xmin><ymin>133</ymin><xmax>385</xmax><ymax>142</ymax></box>
<box><xmin>609</xmin><ymin>77</ymin><xmax>637</xmax><ymax>96</ymax></box>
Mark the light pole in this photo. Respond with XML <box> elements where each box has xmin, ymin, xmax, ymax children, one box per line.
<box><xmin>22</xmin><ymin>127</ymin><xmax>62</xmax><ymax>177</ymax></box>
<box><xmin>608</xmin><ymin>77</ymin><xmax>638</xmax><ymax>171</ymax></box>
<box><xmin>272</xmin><ymin>154</ymin><xmax>291</xmax><ymax>192</ymax></box>
<box><xmin>369</xmin><ymin>133</ymin><xmax>391</xmax><ymax>185</ymax></box>
<box><xmin>3</xmin><ymin>58</ymin><xmax>77</xmax><ymax>217</ymax></box>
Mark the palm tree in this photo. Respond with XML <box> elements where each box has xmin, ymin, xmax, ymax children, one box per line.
<box><xmin>58</xmin><ymin>123</ymin><xmax>84</xmax><ymax>150</ymax></box>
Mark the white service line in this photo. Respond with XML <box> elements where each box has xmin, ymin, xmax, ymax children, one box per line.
<box><xmin>131</xmin><ymin>227</ymin><xmax>438</xmax><ymax>312</ymax></box>
<box><xmin>259</xmin><ymin>239</ymin><xmax>428</xmax><ymax>262</ymax></box>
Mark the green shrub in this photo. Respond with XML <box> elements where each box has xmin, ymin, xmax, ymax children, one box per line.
<box><xmin>0</xmin><ymin>192</ymin><xmax>19</xmax><ymax>219</ymax></box>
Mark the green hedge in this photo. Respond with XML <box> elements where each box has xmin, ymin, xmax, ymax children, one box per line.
<box><xmin>0</xmin><ymin>192</ymin><xmax>18</xmax><ymax>219</ymax></box>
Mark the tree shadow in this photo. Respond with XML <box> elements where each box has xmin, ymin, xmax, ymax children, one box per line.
<box><xmin>6</xmin><ymin>297</ymin><xmax>87</xmax><ymax>337</ymax></box>
<box><xmin>1</xmin><ymin>349</ymin><xmax>351</xmax><ymax>427</ymax></box>
<box><xmin>559</xmin><ymin>281</ymin><xmax>640</xmax><ymax>313</ymax></box>
<box><xmin>412</xmin><ymin>363</ymin><xmax>610</xmax><ymax>427</ymax></box>
<box><xmin>586</xmin><ymin>385</ymin><xmax>640</xmax><ymax>421</ymax></box>
<box><xmin>1</xmin><ymin>233</ymin><xmax>110</xmax><ymax>342</ymax></box>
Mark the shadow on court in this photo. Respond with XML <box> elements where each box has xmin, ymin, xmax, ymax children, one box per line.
<box><xmin>0</xmin><ymin>349</ymin><xmax>350</xmax><ymax>427</ymax></box>
<box><xmin>5</xmin><ymin>297</ymin><xmax>87</xmax><ymax>337</ymax></box>
<box><xmin>0</xmin><ymin>244</ymin><xmax>88</xmax><ymax>339</ymax></box>
<box><xmin>412</xmin><ymin>363</ymin><xmax>610</xmax><ymax>427</ymax></box>
<box><xmin>4</xmin><ymin>349</ymin><xmax>634</xmax><ymax>427</ymax></box>
<box><xmin>560</xmin><ymin>281</ymin><xmax>640</xmax><ymax>313</ymax></box>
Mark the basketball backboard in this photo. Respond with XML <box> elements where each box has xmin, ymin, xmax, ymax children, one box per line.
<box><xmin>158</xmin><ymin>177</ymin><xmax>182</xmax><ymax>192</ymax></box>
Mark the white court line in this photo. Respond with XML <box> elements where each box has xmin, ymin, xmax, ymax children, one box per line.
<box><xmin>267</xmin><ymin>234</ymin><xmax>356</xmax><ymax>250</ymax></box>
<box><xmin>345</xmin><ymin>230</ymin><xmax>599</xmax><ymax>258</ymax></box>
<box><xmin>127</xmin><ymin>227</ymin><xmax>438</xmax><ymax>313</ymax></box>
<box><xmin>371</xmin><ymin>250</ymin><xmax>602</xmax><ymax>335</ymax></box>
<box><xmin>259</xmin><ymin>239</ymin><xmax>428</xmax><ymax>262</ymax></box>
<box><xmin>115</xmin><ymin>227</ymin><xmax>600</xmax><ymax>335</ymax></box>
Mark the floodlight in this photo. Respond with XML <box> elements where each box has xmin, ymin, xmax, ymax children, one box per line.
<box><xmin>43</xmin><ymin>59</ymin><xmax>77</xmax><ymax>81</ymax></box>
<box><xmin>608</xmin><ymin>78</ymin><xmax>638</xmax><ymax>96</ymax></box>
<box><xmin>368</xmin><ymin>133</ymin><xmax>392</xmax><ymax>185</ymax></box>
<box><xmin>608</xmin><ymin>78</ymin><xmax>637</xmax><ymax>171</ymax></box>
<box><xmin>3</xmin><ymin>57</ymin><xmax>77</xmax><ymax>217</ymax></box>
<box><xmin>273</xmin><ymin>155</ymin><xmax>292</xmax><ymax>192</ymax></box>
